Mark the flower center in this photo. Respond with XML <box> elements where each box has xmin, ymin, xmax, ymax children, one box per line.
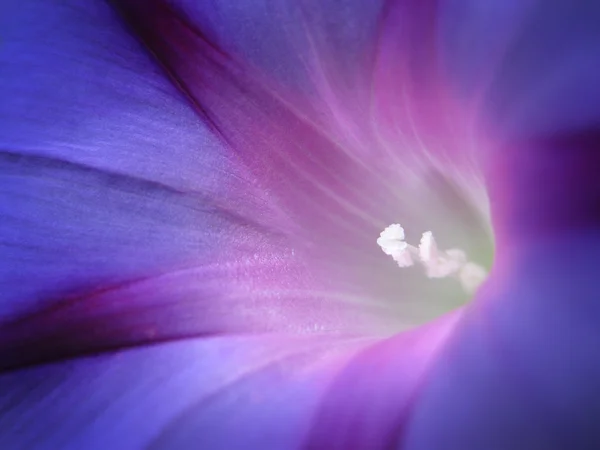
<box><xmin>377</xmin><ymin>224</ymin><xmax>487</xmax><ymax>294</ymax></box>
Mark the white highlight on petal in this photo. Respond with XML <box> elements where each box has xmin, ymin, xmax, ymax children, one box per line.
<box><xmin>378</xmin><ymin>224</ymin><xmax>488</xmax><ymax>294</ymax></box>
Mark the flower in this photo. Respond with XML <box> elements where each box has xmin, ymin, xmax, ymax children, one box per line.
<box><xmin>1</xmin><ymin>0</ymin><xmax>600</xmax><ymax>449</ymax></box>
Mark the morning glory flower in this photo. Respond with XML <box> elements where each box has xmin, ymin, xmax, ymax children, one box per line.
<box><xmin>1</xmin><ymin>0</ymin><xmax>600</xmax><ymax>449</ymax></box>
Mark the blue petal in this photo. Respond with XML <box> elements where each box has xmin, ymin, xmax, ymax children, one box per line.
<box><xmin>439</xmin><ymin>0</ymin><xmax>600</xmax><ymax>242</ymax></box>
<box><xmin>0</xmin><ymin>335</ymin><xmax>361</xmax><ymax>449</ymax></box>
<box><xmin>439</xmin><ymin>0</ymin><xmax>600</xmax><ymax>139</ymax></box>
<box><xmin>403</xmin><ymin>232</ymin><xmax>600</xmax><ymax>448</ymax></box>
<box><xmin>0</xmin><ymin>0</ymin><xmax>235</xmax><ymax>316</ymax></box>
<box><xmin>1</xmin><ymin>0</ymin><xmax>412</xmax><ymax>372</ymax></box>
<box><xmin>1</xmin><ymin>0</ymin><xmax>347</xmax><ymax>369</ymax></box>
<box><xmin>0</xmin><ymin>312</ymin><xmax>460</xmax><ymax>450</ymax></box>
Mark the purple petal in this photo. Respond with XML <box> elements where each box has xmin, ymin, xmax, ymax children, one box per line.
<box><xmin>0</xmin><ymin>0</ymin><xmax>239</xmax><ymax>316</ymax></box>
<box><xmin>1</xmin><ymin>0</ymin><xmax>388</xmax><ymax>370</ymax></box>
<box><xmin>0</xmin><ymin>312</ymin><xmax>460</xmax><ymax>449</ymax></box>
<box><xmin>439</xmin><ymin>0</ymin><xmax>600</xmax><ymax>243</ymax></box>
<box><xmin>402</xmin><ymin>232</ymin><xmax>600</xmax><ymax>448</ymax></box>
<box><xmin>0</xmin><ymin>335</ymin><xmax>365</xmax><ymax>449</ymax></box>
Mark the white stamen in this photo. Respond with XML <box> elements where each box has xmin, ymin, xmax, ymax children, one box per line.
<box><xmin>377</xmin><ymin>224</ymin><xmax>415</xmax><ymax>267</ymax></box>
<box><xmin>445</xmin><ymin>249</ymin><xmax>467</xmax><ymax>266</ymax></box>
<box><xmin>378</xmin><ymin>224</ymin><xmax>488</xmax><ymax>294</ymax></box>
<box><xmin>419</xmin><ymin>231</ymin><xmax>438</xmax><ymax>263</ymax></box>
<box><xmin>459</xmin><ymin>262</ymin><xmax>488</xmax><ymax>294</ymax></box>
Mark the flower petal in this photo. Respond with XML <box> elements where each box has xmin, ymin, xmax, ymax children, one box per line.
<box><xmin>110</xmin><ymin>0</ymin><xmax>493</xmax><ymax>327</ymax></box>
<box><xmin>1</xmin><ymin>0</ymin><xmax>383</xmax><ymax>369</ymax></box>
<box><xmin>402</xmin><ymin>233</ymin><xmax>600</xmax><ymax>448</ymax></box>
<box><xmin>439</xmin><ymin>0</ymin><xmax>600</xmax><ymax>241</ymax></box>
<box><xmin>0</xmin><ymin>311</ymin><xmax>461</xmax><ymax>450</ymax></box>
<box><xmin>0</xmin><ymin>335</ymin><xmax>364</xmax><ymax>449</ymax></box>
<box><xmin>0</xmin><ymin>0</ymin><xmax>236</xmax><ymax>317</ymax></box>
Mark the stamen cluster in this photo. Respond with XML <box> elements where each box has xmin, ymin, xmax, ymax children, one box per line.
<box><xmin>377</xmin><ymin>224</ymin><xmax>487</xmax><ymax>293</ymax></box>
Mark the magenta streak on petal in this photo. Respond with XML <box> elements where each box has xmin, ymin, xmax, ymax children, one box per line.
<box><xmin>301</xmin><ymin>309</ymin><xmax>462</xmax><ymax>450</ymax></box>
<box><xmin>0</xmin><ymin>259</ymin><xmax>397</xmax><ymax>371</ymax></box>
<box><xmin>370</xmin><ymin>0</ymin><xmax>470</xmax><ymax>162</ymax></box>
